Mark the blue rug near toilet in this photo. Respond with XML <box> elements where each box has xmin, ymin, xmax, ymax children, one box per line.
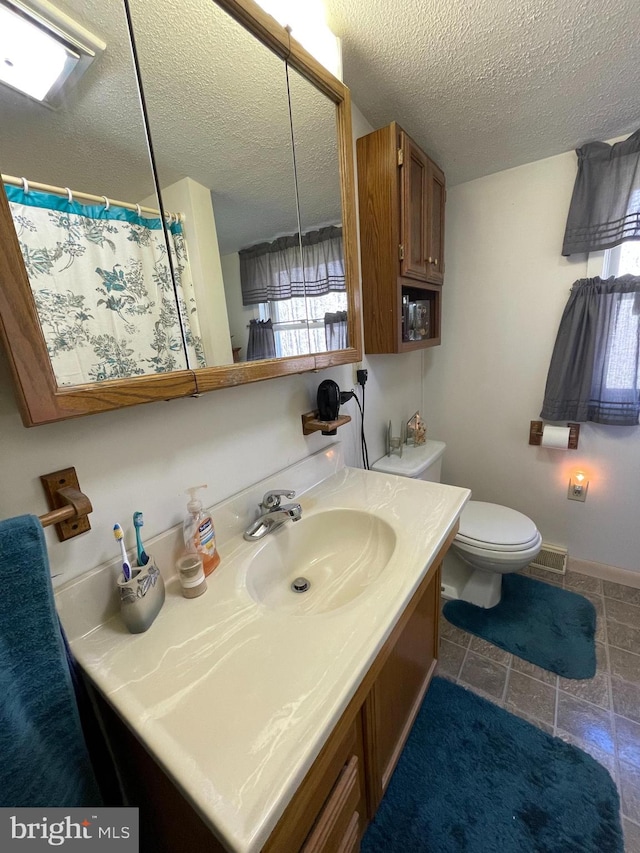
<box><xmin>442</xmin><ymin>573</ymin><xmax>596</xmax><ymax>679</ymax></box>
<box><xmin>362</xmin><ymin>677</ymin><xmax>623</xmax><ymax>853</ymax></box>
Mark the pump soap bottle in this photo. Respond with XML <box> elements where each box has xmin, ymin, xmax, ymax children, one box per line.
<box><xmin>183</xmin><ymin>485</ymin><xmax>220</xmax><ymax>577</ymax></box>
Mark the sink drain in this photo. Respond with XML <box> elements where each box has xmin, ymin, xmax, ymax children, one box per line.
<box><xmin>291</xmin><ymin>577</ymin><xmax>311</xmax><ymax>593</ymax></box>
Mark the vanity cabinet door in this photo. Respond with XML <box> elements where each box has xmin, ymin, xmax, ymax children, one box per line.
<box><xmin>363</xmin><ymin>564</ymin><xmax>441</xmax><ymax>812</ymax></box>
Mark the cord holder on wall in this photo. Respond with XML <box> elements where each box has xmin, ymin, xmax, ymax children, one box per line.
<box><xmin>302</xmin><ymin>411</ymin><xmax>351</xmax><ymax>436</ymax></box>
<box><xmin>529</xmin><ymin>420</ymin><xmax>580</xmax><ymax>450</ymax></box>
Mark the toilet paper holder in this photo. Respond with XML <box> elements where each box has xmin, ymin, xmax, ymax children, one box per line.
<box><xmin>529</xmin><ymin>420</ymin><xmax>580</xmax><ymax>450</ymax></box>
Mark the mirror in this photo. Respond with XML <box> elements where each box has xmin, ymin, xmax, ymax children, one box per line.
<box><xmin>0</xmin><ymin>0</ymin><xmax>361</xmax><ymax>425</ymax></box>
<box><xmin>127</xmin><ymin>0</ymin><xmax>304</xmax><ymax>366</ymax></box>
<box><xmin>128</xmin><ymin>0</ymin><xmax>349</xmax><ymax>366</ymax></box>
<box><xmin>0</xmin><ymin>0</ymin><xmax>192</xmax><ymax>386</ymax></box>
<box><xmin>286</xmin><ymin>64</ymin><xmax>347</xmax><ymax>355</ymax></box>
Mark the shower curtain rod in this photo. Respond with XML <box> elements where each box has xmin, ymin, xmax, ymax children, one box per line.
<box><xmin>2</xmin><ymin>173</ymin><xmax>183</xmax><ymax>223</ymax></box>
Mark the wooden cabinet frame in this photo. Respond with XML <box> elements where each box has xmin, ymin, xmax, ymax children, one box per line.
<box><xmin>0</xmin><ymin>0</ymin><xmax>362</xmax><ymax>426</ymax></box>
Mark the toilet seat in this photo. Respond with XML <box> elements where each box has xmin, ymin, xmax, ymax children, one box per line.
<box><xmin>456</xmin><ymin>501</ymin><xmax>539</xmax><ymax>551</ymax></box>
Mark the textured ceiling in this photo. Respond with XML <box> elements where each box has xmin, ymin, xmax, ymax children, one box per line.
<box><xmin>3</xmin><ymin>0</ymin><xmax>636</xmax><ymax>249</ymax></box>
<box><xmin>325</xmin><ymin>0</ymin><xmax>640</xmax><ymax>184</ymax></box>
<box><xmin>0</xmin><ymin>0</ymin><xmax>341</xmax><ymax>254</ymax></box>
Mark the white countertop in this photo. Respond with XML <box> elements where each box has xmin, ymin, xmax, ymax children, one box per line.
<box><xmin>57</xmin><ymin>446</ymin><xmax>469</xmax><ymax>853</ymax></box>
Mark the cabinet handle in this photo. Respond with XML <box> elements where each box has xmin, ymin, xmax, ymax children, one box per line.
<box><xmin>427</xmin><ymin>256</ymin><xmax>433</xmax><ymax>264</ymax></box>
<box><xmin>434</xmin><ymin>259</ymin><xmax>439</xmax><ymax>265</ymax></box>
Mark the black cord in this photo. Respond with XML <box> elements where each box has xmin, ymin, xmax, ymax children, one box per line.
<box><xmin>352</xmin><ymin>387</ymin><xmax>370</xmax><ymax>470</ymax></box>
<box><xmin>362</xmin><ymin>383</ymin><xmax>370</xmax><ymax>469</ymax></box>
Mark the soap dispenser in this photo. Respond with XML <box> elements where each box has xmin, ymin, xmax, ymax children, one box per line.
<box><xmin>183</xmin><ymin>485</ymin><xmax>220</xmax><ymax>577</ymax></box>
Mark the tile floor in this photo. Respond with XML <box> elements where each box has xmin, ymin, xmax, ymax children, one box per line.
<box><xmin>437</xmin><ymin>566</ymin><xmax>640</xmax><ymax>853</ymax></box>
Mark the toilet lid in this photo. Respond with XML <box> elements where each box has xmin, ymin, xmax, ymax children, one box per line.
<box><xmin>457</xmin><ymin>501</ymin><xmax>539</xmax><ymax>549</ymax></box>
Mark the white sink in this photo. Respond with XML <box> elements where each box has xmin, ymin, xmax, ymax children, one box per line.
<box><xmin>245</xmin><ymin>508</ymin><xmax>396</xmax><ymax>614</ymax></box>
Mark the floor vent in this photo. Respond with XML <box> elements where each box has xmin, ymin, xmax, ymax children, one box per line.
<box><xmin>530</xmin><ymin>544</ymin><xmax>568</xmax><ymax>575</ymax></box>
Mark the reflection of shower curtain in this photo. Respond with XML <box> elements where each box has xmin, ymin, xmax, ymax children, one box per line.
<box><xmin>246</xmin><ymin>319</ymin><xmax>276</xmax><ymax>361</ymax></box>
<box><xmin>324</xmin><ymin>311</ymin><xmax>348</xmax><ymax>350</ymax></box>
<box><xmin>6</xmin><ymin>185</ymin><xmax>205</xmax><ymax>385</ymax></box>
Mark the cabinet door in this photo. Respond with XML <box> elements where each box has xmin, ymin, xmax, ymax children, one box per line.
<box><xmin>363</xmin><ymin>566</ymin><xmax>440</xmax><ymax>812</ymax></box>
<box><xmin>400</xmin><ymin>133</ymin><xmax>429</xmax><ymax>281</ymax></box>
<box><xmin>426</xmin><ymin>159</ymin><xmax>446</xmax><ymax>284</ymax></box>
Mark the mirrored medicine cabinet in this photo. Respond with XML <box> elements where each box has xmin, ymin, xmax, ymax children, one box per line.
<box><xmin>0</xmin><ymin>0</ymin><xmax>361</xmax><ymax>426</ymax></box>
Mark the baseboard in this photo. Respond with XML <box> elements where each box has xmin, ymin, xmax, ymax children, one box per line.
<box><xmin>568</xmin><ymin>556</ymin><xmax>640</xmax><ymax>590</ymax></box>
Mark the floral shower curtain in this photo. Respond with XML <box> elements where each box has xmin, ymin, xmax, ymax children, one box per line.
<box><xmin>6</xmin><ymin>185</ymin><xmax>205</xmax><ymax>386</ymax></box>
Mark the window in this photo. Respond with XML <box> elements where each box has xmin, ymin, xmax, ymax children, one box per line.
<box><xmin>260</xmin><ymin>291</ymin><xmax>348</xmax><ymax>357</ymax></box>
<box><xmin>600</xmin><ymin>241</ymin><xmax>640</xmax><ymax>392</ymax></box>
<box><xmin>603</xmin><ymin>239</ymin><xmax>640</xmax><ymax>278</ymax></box>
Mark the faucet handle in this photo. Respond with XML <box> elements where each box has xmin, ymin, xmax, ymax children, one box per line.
<box><xmin>261</xmin><ymin>489</ymin><xmax>296</xmax><ymax>510</ymax></box>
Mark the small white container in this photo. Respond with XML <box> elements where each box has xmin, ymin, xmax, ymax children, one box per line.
<box><xmin>177</xmin><ymin>554</ymin><xmax>207</xmax><ymax>599</ymax></box>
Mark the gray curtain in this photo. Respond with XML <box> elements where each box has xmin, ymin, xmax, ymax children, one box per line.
<box><xmin>240</xmin><ymin>226</ymin><xmax>345</xmax><ymax>305</ymax></box>
<box><xmin>324</xmin><ymin>311</ymin><xmax>348</xmax><ymax>350</ymax></box>
<box><xmin>246</xmin><ymin>319</ymin><xmax>276</xmax><ymax>361</ymax></box>
<box><xmin>562</xmin><ymin>129</ymin><xmax>640</xmax><ymax>256</ymax></box>
<box><xmin>540</xmin><ymin>275</ymin><xmax>640</xmax><ymax>425</ymax></box>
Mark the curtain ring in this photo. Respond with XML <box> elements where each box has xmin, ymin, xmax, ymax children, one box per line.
<box><xmin>21</xmin><ymin>177</ymin><xmax>29</xmax><ymax>194</ymax></box>
<box><xmin>65</xmin><ymin>187</ymin><xmax>73</xmax><ymax>203</ymax></box>
<box><xmin>136</xmin><ymin>204</ymin><xmax>142</xmax><ymax>217</ymax></box>
<box><xmin>102</xmin><ymin>196</ymin><xmax>110</xmax><ymax>211</ymax></box>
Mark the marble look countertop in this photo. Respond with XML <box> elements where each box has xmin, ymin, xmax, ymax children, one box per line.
<box><xmin>57</xmin><ymin>446</ymin><xmax>469</xmax><ymax>853</ymax></box>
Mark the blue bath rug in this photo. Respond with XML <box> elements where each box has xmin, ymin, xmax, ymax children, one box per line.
<box><xmin>442</xmin><ymin>573</ymin><xmax>596</xmax><ymax>679</ymax></box>
<box><xmin>362</xmin><ymin>677</ymin><xmax>622</xmax><ymax>853</ymax></box>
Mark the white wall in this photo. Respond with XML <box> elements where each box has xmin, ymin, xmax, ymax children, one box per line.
<box><xmin>220</xmin><ymin>252</ymin><xmax>259</xmax><ymax>361</ymax></box>
<box><xmin>0</xmin><ymin>103</ymin><xmax>424</xmax><ymax>585</ymax></box>
<box><xmin>423</xmin><ymin>149</ymin><xmax>640</xmax><ymax>573</ymax></box>
<box><xmin>144</xmin><ymin>177</ymin><xmax>234</xmax><ymax>366</ymax></box>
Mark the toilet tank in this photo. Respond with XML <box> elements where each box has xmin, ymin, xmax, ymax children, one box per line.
<box><xmin>371</xmin><ymin>440</ymin><xmax>446</xmax><ymax>482</ymax></box>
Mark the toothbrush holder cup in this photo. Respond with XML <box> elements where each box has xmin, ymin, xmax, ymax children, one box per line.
<box><xmin>117</xmin><ymin>558</ymin><xmax>165</xmax><ymax>634</ymax></box>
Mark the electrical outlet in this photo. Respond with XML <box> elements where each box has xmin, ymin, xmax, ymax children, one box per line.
<box><xmin>353</xmin><ymin>362</ymin><xmax>364</xmax><ymax>384</ymax></box>
<box><xmin>568</xmin><ymin>473</ymin><xmax>588</xmax><ymax>502</ymax></box>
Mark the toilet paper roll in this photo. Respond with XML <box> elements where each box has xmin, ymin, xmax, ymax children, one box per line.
<box><xmin>541</xmin><ymin>425</ymin><xmax>571</xmax><ymax>449</ymax></box>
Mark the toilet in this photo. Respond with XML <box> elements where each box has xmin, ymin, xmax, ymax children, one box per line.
<box><xmin>371</xmin><ymin>440</ymin><xmax>542</xmax><ymax>608</ymax></box>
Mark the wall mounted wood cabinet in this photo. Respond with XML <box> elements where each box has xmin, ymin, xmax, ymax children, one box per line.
<box><xmin>356</xmin><ymin>121</ymin><xmax>446</xmax><ymax>353</ymax></box>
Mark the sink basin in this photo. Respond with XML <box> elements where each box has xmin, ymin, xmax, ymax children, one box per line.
<box><xmin>245</xmin><ymin>509</ymin><xmax>396</xmax><ymax>614</ymax></box>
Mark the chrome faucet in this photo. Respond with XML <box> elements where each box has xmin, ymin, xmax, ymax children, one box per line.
<box><xmin>243</xmin><ymin>490</ymin><xmax>302</xmax><ymax>541</ymax></box>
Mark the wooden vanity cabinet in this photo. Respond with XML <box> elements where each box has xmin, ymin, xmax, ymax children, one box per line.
<box><xmin>363</xmin><ymin>565</ymin><xmax>440</xmax><ymax>811</ymax></box>
<box><xmin>356</xmin><ymin>121</ymin><xmax>445</xmax><ymax>353</ymax></box>
<box><xmin>268</xmin><ymin>530</ymin><xmax>453</xmax><ymax>851</ymax></box>
<box><xmin>92</xmin><ymin>530</ymin><xmax>454</xmax><ymax>853</ymax></box>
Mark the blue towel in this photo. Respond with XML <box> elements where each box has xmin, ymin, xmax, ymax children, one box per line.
<box><xmin>0</xmin><ymin>515</ymin><xmax>102</xmax><ymax>807</ymax></box>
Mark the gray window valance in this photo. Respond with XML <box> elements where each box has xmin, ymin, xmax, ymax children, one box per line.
<box><xmin>240</xmin><ymin>225</ymin><xmax>345</xmax><ymax>306</ymax></box>
<box><xmin>562</xmin><ymin>129</ymin><xmax>640</xmax><ymax>256</ymax></box>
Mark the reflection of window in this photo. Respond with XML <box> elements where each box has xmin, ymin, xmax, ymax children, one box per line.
<box><xmin>240</xmin><ymin>225</ymin><xmax>346</xmax><ymax>356</ymax></box>
<box><xmin>260</xmin><ymin>292</ymin><xmax>347</xmax><ymax>356</ymax></box>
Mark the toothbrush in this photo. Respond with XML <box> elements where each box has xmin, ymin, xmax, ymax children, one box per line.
<box><xmin>113</xmin><ymin>523</ymin><xmax>131</xmax><ymax>581</ymax></box>
<box><xmin>133</xmin><ymin>511</ymin><xmax>150</xmax><ymax>567</ymax></box>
